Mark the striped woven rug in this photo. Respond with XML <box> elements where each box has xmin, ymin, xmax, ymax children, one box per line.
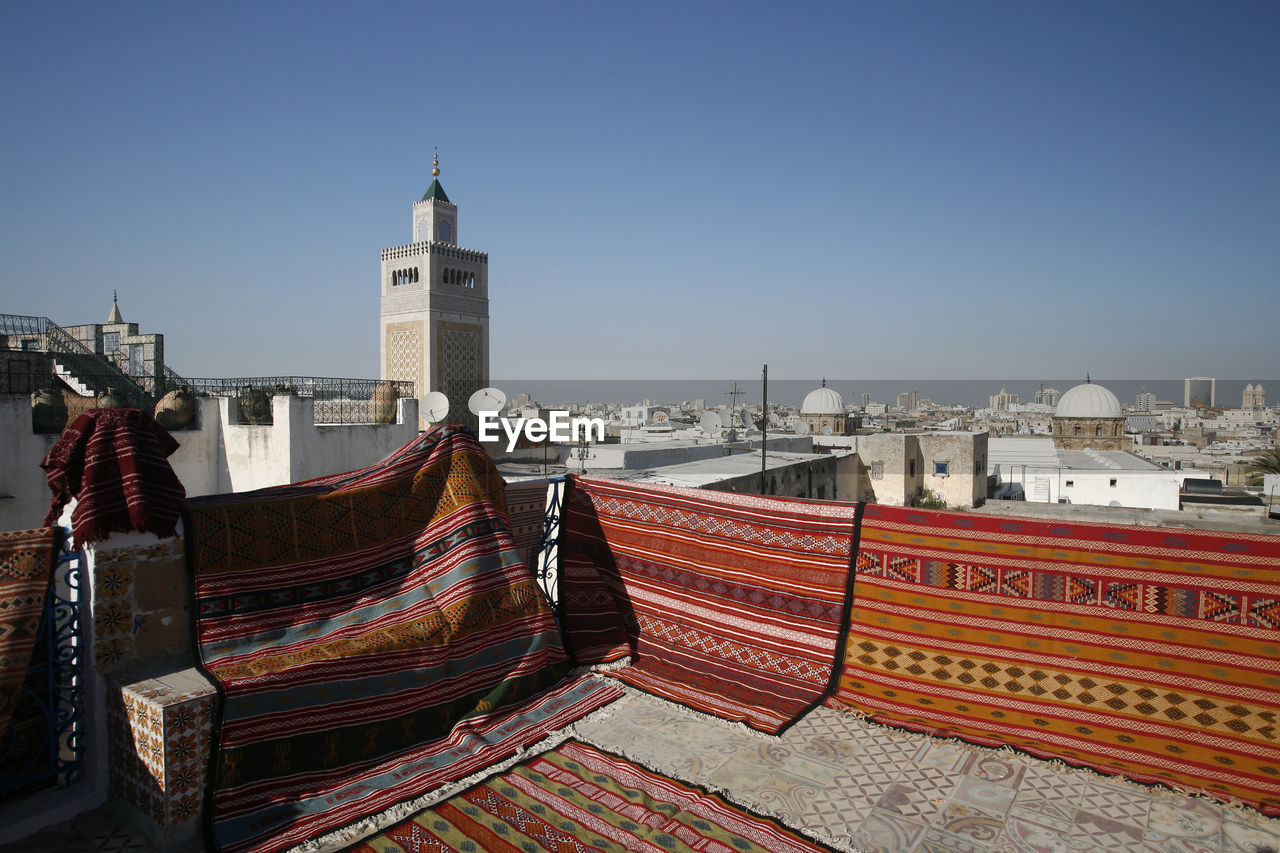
<box><xmin>560</xmin><ymin>476</ymin><xmax>860</xmax><ymax>734</ymax></box>
<box><xmin>830</xmin><ymin>503</ymin><xmax>1280</xmax><ymax>815</ymax></box>
<box><xmin>185</xmin><ymin>428</ymin><xmax>621</xmax><ymax>853</ymax></box>
<box><xmin>346</xmin><ymin>739</ymin><xmax>836</xmax><ymax>852</ymax></box>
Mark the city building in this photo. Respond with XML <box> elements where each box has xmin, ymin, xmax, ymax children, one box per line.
<box><xmin>989</xmin><ymin>436</ymin><xmax>1214</xmax><ymax>510</ymax></box>
<box><xmin>380</xmin><ymin>152</ymin><xmax>489</xmax><ymax>428</ymax></box>
<box><xmin>1244</xmin><ymin>382</ymin><xmax>1267</xmax><ymax>409</ymax></box>
<box><xmin>1050</xmin><ymin>380</ymin><xmax>1127</xmax><ymax>451</ymax></box>
<box><xmin>1135</xmin><ymin>386</ymin><xmax>1156</xmax><ymax>411</ymax></box>
<box><xmin>988</xmin><ymin>386</ymin><xmax>1019</xmax><ymax>410</ymax></box>
<box><xmin>798</xmin><ymin>380</ymin><xmax>851</xmax><ymax>436</ymax></box>
<box><xmin>1033</xmin><ymin>385</ymin><xmax>1061</xmax><ymax>406</ymax></box>
<box><xmin>896</xmin><ymin>390</ymin><xmax>918</xmax><ymax>411</ymax></box>
<box><xmin>1185</xmin><ymin>376</ymin><xmax>1216</xmax><ymax>408</ymax></box>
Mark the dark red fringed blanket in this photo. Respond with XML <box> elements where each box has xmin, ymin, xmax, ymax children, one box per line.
<box><xmin>41</xmin><ymin>408</ymin><xmax>185</xmax><ymax>545</ymax></box>
<box><xmin>560</xmin><ymin>475</ymin><xmax>860</xmax><ymax>734</ymax></box>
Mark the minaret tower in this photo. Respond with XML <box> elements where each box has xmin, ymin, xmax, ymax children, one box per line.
<box><xmin>379</xmin><ymin>150</ymin><xmax>490</xmax><ymax>428</ymax></box>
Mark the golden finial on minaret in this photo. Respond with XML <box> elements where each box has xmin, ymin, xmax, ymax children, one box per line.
<box><xmin>432</xmin><ymin>147</ymin><xmax>440</xmax><ymax>177</ymax></box>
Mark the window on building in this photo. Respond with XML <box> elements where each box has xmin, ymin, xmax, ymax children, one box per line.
<box><xmin>437</xmin><ymin>220</ymin><xmax>452</xmax><ymax>242</ymax></box>
<box><xmin>1065</xmin><ymin>480</ymin><xmax>1074</xmax><ymax>487</ymax></box>
<box><xmin>934</xmin><ymin>461</ymin><xmax>949</xmax><ymax>476</ymax></box>
<box><xmin>1095</xmin><ymin>425</ymin><xmax>1103</xmax><ymax>437</ymax></box>
<box><xmin>21</xmin><ymin>338</ymin><xmax>38</xmax><ymax>351</ymax></box>
<box><xmin>1109</xmin><ymin>478</ymin><xmax>1117</xmax><ymax>487</ymax></box>
<box><xmin>909</xmin><ymin>459</ymin><xmax>916</xmax><ymax>477</ymax></box>
<box><xmin>870</xmin><ymin>462</ymin><xmax>883</xmax><ymax>480</ymax></box>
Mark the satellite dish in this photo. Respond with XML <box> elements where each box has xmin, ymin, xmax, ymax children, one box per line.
<box><xmin>422</xmin><ymin>391</ymin><xmax>450</xmax><ymax>424</ymax></box>
<box><xmin>699</xmin><ymin>412</ymin><xmax>723</xmax><ymax>434</ymax></box>
<box><xmin>467</xmin><ymin>386</ymin><xmax>507</xmax><ymax>416</ymax></box>
<box><xmin>822</xmin><ymin>424</ymin><xmax>833</xmax><ymax>436</ymax></box>
<box><xmin>794</xmin><ymin>420</ymin><xmax>810</xmax><ymax>436</ymax></box>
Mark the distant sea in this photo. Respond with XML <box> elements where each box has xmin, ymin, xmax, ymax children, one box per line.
<box><xmin>491</xmin><ymin>379</ymin><xmax>1277</xmax><ymax>410</ymax></box>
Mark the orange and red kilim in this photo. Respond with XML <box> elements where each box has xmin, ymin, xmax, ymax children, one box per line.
<box><xmin>830</xmin><ymin>503</ymin><xmax>1280</xmax><ymax>815</ymax></box>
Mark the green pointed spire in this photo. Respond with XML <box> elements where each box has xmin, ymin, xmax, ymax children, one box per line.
<box><xmin>421</xmin><ymin>179</ymin><xmax>450</xmax><ymax>203</ymax></box>
<box><xmin>421</xmin><ymin>147</ymin><xmax>450</xmax><ymax>202</ymax></box>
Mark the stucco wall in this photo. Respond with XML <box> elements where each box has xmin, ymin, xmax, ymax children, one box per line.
<box><xmin>0</xmin><ymin>395</ymin><xmax>421</xmax><ymax>528</ymax></box>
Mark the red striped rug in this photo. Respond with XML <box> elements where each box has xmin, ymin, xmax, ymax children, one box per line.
<box><xmin>560</xmin><ymin>476</ymin><xmax>860</xmax><ymax>734</ymax></box>
<box><xmin>345</xmin><ymin>739</ymin><xmax>836</xmax><ymax>852</ymax></box>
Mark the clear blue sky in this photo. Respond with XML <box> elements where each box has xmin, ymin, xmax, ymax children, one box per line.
<box><xmin>2</xmin><ymin>1</ymin><xmax>1276</xmax><ymax>381</ymax></box>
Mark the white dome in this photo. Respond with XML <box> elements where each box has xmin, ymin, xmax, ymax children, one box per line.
<box><xmin>1055</xmin><ymin>382</ymin><xmax>1122</xmax><ymax>418</ymax></box>
<box><xmin>801</xmin><ymin>386</ymin><xmax>845</xmax><ymax>415</ymax></box>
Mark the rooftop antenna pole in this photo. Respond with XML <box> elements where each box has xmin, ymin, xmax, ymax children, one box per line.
<box><xmin>726</xmin><ymin>381</ymin><xmax>744</xmax><ymax>437</ymax></box>
<box><xmin>761</xmin><ymin>363</ymin><xmax>768</xmax><ymax>494</ymax></box>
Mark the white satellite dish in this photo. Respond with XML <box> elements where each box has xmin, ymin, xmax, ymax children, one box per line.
<box><xmin>699</xmin><ymin>411</ymin><xmax>723</xmax><ymax>434</ymax></box>
<box><xmin>794</xmin><ymin>420</ymin><xmax>810</xmax><ymax>436</ymax></box>
<box><xmin>822</xmin><ymin>424</ymin><xmax>833</xmax><ymax>436</ymax></box>
<box><xmin>422</xmin><ymin>391</ymin><xmax>450</xmax><ymax>424</ymax></box>
<box><xmin>467</xmin><ymin>386</ymin><xmax>507</xmax><ymax>416</ymax></box>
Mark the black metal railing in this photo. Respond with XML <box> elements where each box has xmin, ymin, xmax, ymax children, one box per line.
<box><xmin>0</xmin><ymin>531</ymin><xmax>84</xmax><ymax>801</ymax></box>
<box><xmin>532</xmin><ymin>477</ymin><xmax>566</xmax><ymax>621</ymax></box>
<box><xmin>183</xmin><ymin>377</ymin><xmax>416</xmax><ymax>425</ymax></box>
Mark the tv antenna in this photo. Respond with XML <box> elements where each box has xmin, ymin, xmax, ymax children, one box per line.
<box><xmin>725</xmin><ymin>381</ymin><xmax>745</xmax><ymax>430</ymax></box>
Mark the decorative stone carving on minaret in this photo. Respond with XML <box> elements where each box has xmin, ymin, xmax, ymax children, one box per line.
<box><xmin>379</xmin><ymin>151</ymin><xmax>490</xmax><ymax>429</ymax></box>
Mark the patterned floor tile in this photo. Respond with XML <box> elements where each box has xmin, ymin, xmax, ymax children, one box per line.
<box><xmin>711</xmin><ymin>756</ymin><xmax>830</xmax><ymax>817</ymax></box>
<box><xmin>1016</xmin><ymin>764</ymin><xmax>1093</xmax><ymax>808</ymax></box>
<box><xmin>786</xmin><ymin>705</ymin><xmax>875</xmax><ymax>742</ymax></box>
<box><xmin>1009</xmin><ymin>799</ymin><xmax>1077</xmax><ymax>833</ymax></box>
<box><xmin>795</xmin><ymin>788</ymin><xmax>877</xmax><ymax>839</ymax></box>
<box><xmin>929</xmin><ymin>810</ymin><xmax>1005</xmax><ymax>846</ymax></box>
<box><xmin>1078</xmin><ymin>782</ymin><xmax>1151</xmax><ymax>829</ymax></box>
<box><xmin>877</xmin><ymin>766</ymin><xmax>961</xmax><ymax>823</ymax></box>
<box><xmin>992</xmin><ymin>815</ymin><xmax>1095</xmax><ymax>852</ymax></box>
<box><xmin>1142</xmin><ymin>796</ymin><xmax>1221</xmax><ymax>851</ymax></box>
<box><xmin>950</xmin><ymin>775</ymin><xmax>1020</xmax><ymax>819</ymax></box>
<box><xmin>880</xmin><ymin>782</ymin><xmax>947</xmax><ymax>821</ymax></box>
<box><xmin>1221</xmin><ymin>815</ymin><xmax>1280</xmax><ymax>853</ymax></box>
<box><xmin>958</xmin><ymin>751</ymin><xmax>1028</xmax><ymax>788</ymax></box>
<box><xmin>917</xmin><ymin>740</ymin><xmax>968</xmax><ymax>772</ymax></box>
<box><xmin>913</xmin><ymin>824</ymin><xmax>996</xmax><ymax>853</ymax></box>
<box><xmin>730</xmin><ymin>739</ymin><xmax>860</xmax><ymax>788</ymax></box>
<box><xmin>849</xmin><ymin>808</ymin><xmax>928</xmax><ymax>853</ymax></box>
<box><xmin>1071</xmin><ymin>807</ymin><xmax>1148</xmax><ymax>852</ymax></box>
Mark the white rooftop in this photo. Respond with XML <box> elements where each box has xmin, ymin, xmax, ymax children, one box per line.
<box><xmin>987</xmin><ymin>437</ymin><xmax>1162</xmax><ymax>473</ymax></box>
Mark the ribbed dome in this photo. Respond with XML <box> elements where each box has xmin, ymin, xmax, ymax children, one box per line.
<box><xmin>801</xmin><ymin>386</ymin><xmax>845</xmax><ymax>415</ymax></box>
<box><xmin>1055</xmin><ymin>382</ymin><xmax>1122</xmax><ymax>418</ymax></box>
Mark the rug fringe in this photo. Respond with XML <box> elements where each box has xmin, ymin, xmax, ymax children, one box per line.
<box><xmin>598</xmin><ymin>683</ymin><xmax>782</xmax><ymax>741</ymax></box>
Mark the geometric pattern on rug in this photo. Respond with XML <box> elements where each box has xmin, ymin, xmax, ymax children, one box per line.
<box><xmin>0</xmin><ymin>527</ymin><xmax>60</xmax><ymax>749</ymax></box>
<box><xmin>831</xmin><ymin>502</ymin><xmax>1280</xmax><ymax>816</ymax></box>
<box><xmin>184</xmin><ymin>427</ymin><xmax>619</xmax><ymax>853</ymax></box>
<box><xmin>559</xmin><ymin>475</ymin><xmax>860</xmax><ymax>734</ymax></box>
<box><xmin>344</xmin><ymin>738</ymin><xmax>837</xmax><ymax>852</ymax></box>
<box><xmin>503</xmin><ymin>479</ymin><xmax>550</xmax><ymax>572</ymax></box>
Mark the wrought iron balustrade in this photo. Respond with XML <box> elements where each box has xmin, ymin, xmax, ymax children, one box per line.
<box><xmin>183</xmin><ymin>377</ymin><xmax>416</xmax><ymax>425</ymax></box>
<box><xmin>532</xmin><ymin>476</ymin><xmax>566</xmax><ymax>621</ymax></box>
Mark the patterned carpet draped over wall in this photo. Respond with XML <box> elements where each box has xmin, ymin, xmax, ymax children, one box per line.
<box><xmin>184</xmin><ymin>428</ymin><xmax>621</xmax><ymax>853</ymax></box>
<box><xmin>560</xmin><ymin>476</ymin><xmax>861</xmax><ymax>734</ymax></box>
<box><xmin>830</xmin><ymin>503</ymin><xmax>1280</xmax><ymax>816</ymax></box>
